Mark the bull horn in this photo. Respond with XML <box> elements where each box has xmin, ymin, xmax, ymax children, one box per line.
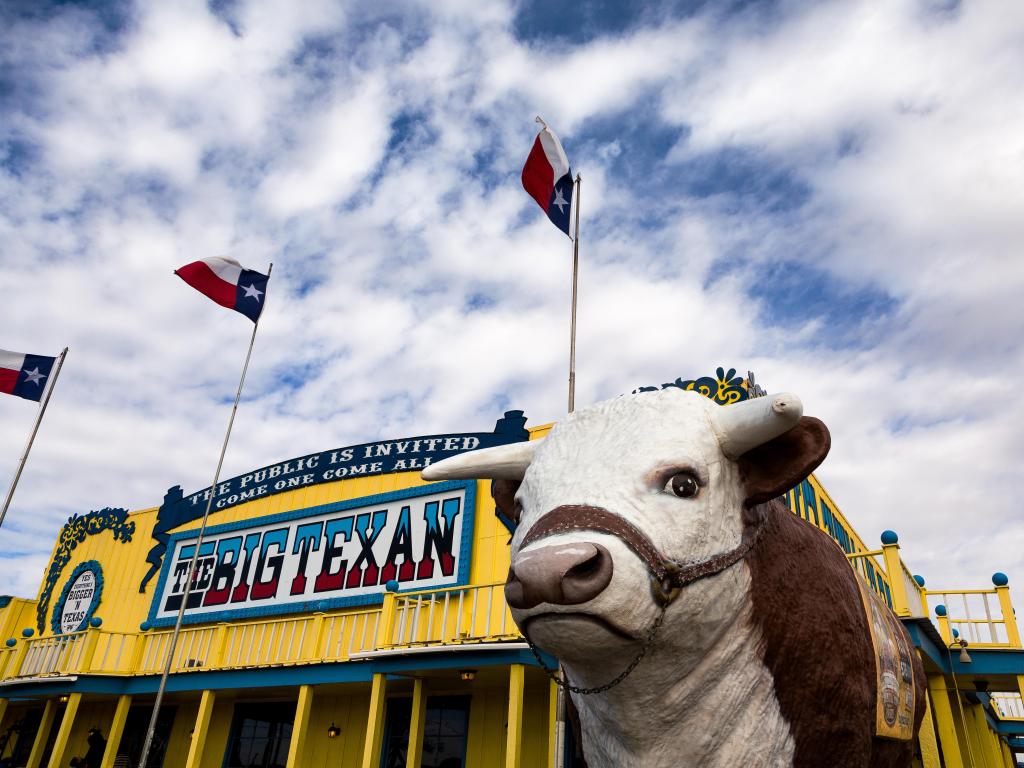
<box><xmin>421</xmin><ymin>439</ymin><xmax>542</xmax><ymax>481</ymax></box>
<box><xmin>709</xmin><ymin>393</ymin><xmax>803</xmax><ymax>459</ymax></box>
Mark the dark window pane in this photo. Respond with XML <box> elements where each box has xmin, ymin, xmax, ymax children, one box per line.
<box><xmin>225</xmin><ymin>703</ymin><xmax>295</xmax><ymax>768</ymax></box>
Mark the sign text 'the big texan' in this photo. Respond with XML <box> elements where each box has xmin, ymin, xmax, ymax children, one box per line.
<box><xmin>139</xmin><ymin>411</ymin><xmax>529</xmax><ymax>593</ymax></box>
<box><xmin>148</xmin><ymin>481</ymin><xmax>476</xmax><ymax>626</ymax></box>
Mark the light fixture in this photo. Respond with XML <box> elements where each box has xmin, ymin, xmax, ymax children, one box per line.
<box><xmin>954</xmin><ymin>637</ymin><xmax>972</xmax><ymax>664</ymax></box>
<box><xmin>459</xmin><ymin>669</ymin><xmax>477</xmax><ymax>682</ymax></box>
<box><xmin>58</xmin><ymin>695</ymin><xmax>69</xmax><ymax>703</ymax></box>
<box><xmin>327</xmin><ymin>723</ymin><xmax>341</xmax><ymax>739</ymax></box>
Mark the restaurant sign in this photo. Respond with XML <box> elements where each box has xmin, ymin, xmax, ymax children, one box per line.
<box><xmin>148</xmin><ymin>481</ymin><xmax>475</xmax><ymax>626</ymax></box>
<box><xmin>139</xmin><ymin>410</ymin><xmax>528</xmax><ymax>593</ymax></box>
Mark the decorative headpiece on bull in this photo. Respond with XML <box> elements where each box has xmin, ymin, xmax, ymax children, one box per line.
<box><xmin>424</xmin><ymin>388</ymin><xmax>925</xmax><ymax>768</ymax></box>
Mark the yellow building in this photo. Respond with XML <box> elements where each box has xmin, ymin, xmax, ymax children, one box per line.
<box><xmin>0</xmin><ymin>373</ymin><xmax>1021</xmax><ymax>768</ymax></box>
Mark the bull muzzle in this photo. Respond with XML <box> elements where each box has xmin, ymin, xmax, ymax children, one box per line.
<box><xmin>505</xmin><ymin>542</ymin><xmax>613</xmax><ymax>609</ymax></box>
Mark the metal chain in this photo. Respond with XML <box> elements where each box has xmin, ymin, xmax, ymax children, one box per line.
<box><xmin>526</xmin><ymin>605</ymin><xmax>667</xmax><ymax>695</ymax></box>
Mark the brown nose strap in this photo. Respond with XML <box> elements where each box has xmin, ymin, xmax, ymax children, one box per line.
<box><xmin>518</xmin><ymin>504</ymin><xmax>761</xmax><ymax>605</ymax></box>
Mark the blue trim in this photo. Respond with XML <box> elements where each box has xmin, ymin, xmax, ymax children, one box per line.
<box><xmin>147</xmin><ymin>481</ymin><xmax>476</xmax><ymax>628</ymax></box>
<box><xmin>904</xmin><ymin>619</ymin><xmax>1024</xmax><ymax>677</ymax></box>
<box><xmin>51</xmin><ymin>561</ymin><xmax>104</xmax><ymax>635</ymax></box>
<box><xmin>0</xmin><ymin>648</ymin><xmax>544</xmax><ymax>697</ymax></box>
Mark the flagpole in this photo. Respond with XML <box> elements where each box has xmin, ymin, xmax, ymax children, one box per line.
<box><xmin>138</xmin><ymin>263</ymin><xmax>273</xmax><ymax>768</ymax></box>
<box><xmin>0</xmin><ymin>346</ymin><xmax>68</xmax><ymax>531</ymax></box>
<box><xmin>567</xmin><ymin>173</ymin><xmax>581</xmax><ymax>414</ymax></box>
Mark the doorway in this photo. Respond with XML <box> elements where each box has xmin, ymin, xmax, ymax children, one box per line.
<box><xmin>117</xmin><ymin>704</ymin><xmax>177</xmax><ymax>767</ymax></box>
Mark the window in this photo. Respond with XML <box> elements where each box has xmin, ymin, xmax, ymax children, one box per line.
<box><xmin>421</xmin><ymin>697</ymin><xmax>470</xmax><ymax>768</ymax></box>
<box><xmin>225</xmin><ymin>702</ymin><xmax>294</xmax><ymax>768</ymax></box>
<box><xmin>381</xmin><ymin>696</ymin><xmax>470</xmax><ymax>768</ymax></box>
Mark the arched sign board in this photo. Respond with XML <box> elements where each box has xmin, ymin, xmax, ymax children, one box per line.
<box><xmin>52</xmin><ymin>561</ymin><xmax>103</xmax><ymax>635</ymax></box>
<box><xmin>139</xmin><ymin>410</ymin><xmax>529</xmax><ymax>593</ymax></box>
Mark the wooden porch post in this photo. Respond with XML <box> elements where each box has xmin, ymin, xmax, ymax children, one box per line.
<box><xmin>46</xmin><ymin>692</ymin><xmax>82</xmax><ymax>768</ymax></box>
<box><xmin>927</xmin><ymin>676</ymin><xmax>964</xmax><ymax>768</ymax></box>
<box><xmin>505</xmin><ymin>664</ymin><xmax>525</xmax><ymax>768</ymax></box>
<box><xmin>285</xmin><ymin>685</ymin><xmax>314</xmax><ymax>768</ymax></box>
<box><xmin>184</xmin><ymin>690</ymin><xmax>216</xmax><ymax>768</ymax></box>
<box><xmin>360</xmin><ymin>673</ymin><xmax>387</xmax><ymax>768</ymax></box>
<box><xmin>405</xmin><ymin>678</ymin><xmax>427</xmax><ymax>768</ymax></box>
<box><xmin>99</xmin><ymin>695</ymin><xmax>133</xmax><ymax>768</ymax></box>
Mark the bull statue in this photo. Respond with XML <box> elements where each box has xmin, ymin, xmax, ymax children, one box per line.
<box><xmin>424</xmin><ymin>389</ymin><xmax>925</xmax><ymax>768</ymax></box>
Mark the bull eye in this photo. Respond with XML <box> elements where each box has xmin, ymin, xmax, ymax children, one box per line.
<box><xmin>666</xmin><ymin>472</ymin><xmax>700</xmax><ymax>499</ymax></box>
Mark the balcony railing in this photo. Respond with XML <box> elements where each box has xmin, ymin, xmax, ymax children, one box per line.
<box><xmin>0</xmin><ymin>582</ymin><xmax>519</xmax><ymax>683</ymax></box>
<box><xmin>382</xmin><ymin>583</ymin><xmax>519</xmax><ymax>649</ymax></box>
<box><xmin>924</xmin><ymin>579</ymin><xmax>1022</xmax><ymax>649</ymax></box>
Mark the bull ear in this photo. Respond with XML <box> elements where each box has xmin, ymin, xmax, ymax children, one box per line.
<box><xmin>737</xmin><ymin>416</ymin><xmax>830</xmax><ymax>507</ymax></box>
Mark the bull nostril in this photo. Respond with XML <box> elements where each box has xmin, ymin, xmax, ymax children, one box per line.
<box><xmin>505</xmin><ymin>566</ymin><xmax>527</xmax><ymax>608</ymax></box>
<box><xmin>565</xmin><ymin>551</ymin><xmax>602</xmax><ymax>581</ymax></box>
<box><xmin>505</xmin><ymin>542</ymin><xmax>614</xmax><ymax>610</ymax></box>
<box><xmin>561</xmin><ymin>543</ymin><xmax>613</xmax><ymax>604</ymax></box>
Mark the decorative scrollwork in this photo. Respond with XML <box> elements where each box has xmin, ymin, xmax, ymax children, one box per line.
<box><xmin>36</xmin><ymin>508</ymin><xmax>134</xmax><ymax>634</ymax></box>
<box><xmin>635</xmin><ymin>367</ymin><xmax>753</xmax><ymax>405</ymax></box>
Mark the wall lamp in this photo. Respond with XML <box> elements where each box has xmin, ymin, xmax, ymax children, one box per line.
<box><xmin>327</xmin><ymin>723</ymin><xmax>341</xmax><ymax>739</ymax></box>
<box><xmin>58</xmin><ymin>695</ymin><xmax>69</xmax><ymax>703</ymax></box>
<box><xmin>951</xmin><ymin>630</ymin><xmax>972</xmax><ymax>664</ymax></box>
<box><xmin>459</xmin><ymin>669</ymin><xmax>477</xmax><ymax>682</ymax></box>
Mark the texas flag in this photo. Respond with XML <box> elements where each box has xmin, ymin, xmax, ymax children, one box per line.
<box><xmin>174</xmin><ymin>257</ymin><xmax>269</xmax><ymax>323</ymax></box>
<box><xmin>522</xmin><ymin>120</ymin><xmax>574</xmax><ymax>238</ymax></box>
<box><xmin>0</xmin><ymin>349</ymin><xmax>56</xmax><ymax>402</ymax></box>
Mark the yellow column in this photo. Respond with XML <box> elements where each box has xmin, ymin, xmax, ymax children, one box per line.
<box><xmin>308</xmin><ymin>613</ymin><xmax>326</xmax><ymax>662</ymax></box>
<box><xmin>360</xmin><ymin>673</ymin><xmax>387</xmax><ymax>768</ymax></box>
<box><xmin>26</xmin><ymin>699</ymin><xmax>57</xmax><ymax>768</ymax></box>
<box><xmin>9</xmin><ymin>636</ymin><xmax>31</xmax><ymax>677</ymax></box>
<box><xmin>880</xmin><ymin>533</ymin><xmax>909</xmax><ymax>616</ymax></box>
<box><xmin>79</xmin><ymin>628</ymin><xmax>102</xmax><ymax>673</ymax></box>
<box><xmin>916</xmin><ymin>681</ymin><xmax>941</xmax><ymax>768</ymax></box>
<box><xmin>968</xmin><ymin>703</ymin><xmax>995</xmax><ymax>768</ymax></box>
<box><xmin>405</xmin><ymin>678</ymin><xmax>427</xmax><ymax>768</ymax></box>
<box><xmin>0</xmin><ymin>698</ymin><xmax>8</xmax><ymax>729</ymax></box>
<box><xmin>185</xmin><ymin>690</ymin><xmax>216</xmax><ymax>768</ymax></box>
<box><xmin>505</xmin><ymin>664</ymin><xmax>525</xmax><ymax>768</ymax></box>
<box><xmin>547</xmin><ymin>679</ymin><xmax>558</xmax><ymax>768</ymax></box>
<box><xmin>935</xmin><ymin>607</ymin><xmax>953</xmax><ymax>645</ymax></box>
<box><xmin>46</xmin><ymin>692</ymin><xmax>82</xmax><ymax>768</ymax></box>
<box><xmin>379</xmin><ymin>591</ymin><xmax>399</xmax><ymax>649</ymax></box>
<box><xmin>978</xmin><ymin>702</ymin><xmax>1002</xmax><ymax>768</ymax></box>
<box><xmin>99</xmin><ymin>695</ymin><xmax>133</xmax><ymax>768</ymax></box>
<box><xmin>285</xmin><ymin>685</ymin><xmax>314</xmax><ymax>768</ymax></box>
<box><xmin>1001</xmin><ymin>739</ymin><xmax>1016</xmax><ymax>768</ymax></box>
<box><xmin>993</xmin><ymin>575</ymin><xmax>1021</xmax><ymax>647</ymax></box>
<box><xmin>211</xmin><ymin>623</ymin><xmax>230</xmax><ymax>669</ymax></box>
<box><xmin>927</xmin><ymin>676</ymin><xmax>964</xmax><ymax>768</ymax></box>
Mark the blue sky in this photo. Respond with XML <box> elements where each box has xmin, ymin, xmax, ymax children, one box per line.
<box><xmin>0</xmin><ymin>0</ymin><xmax>1022</xmax><ymax>607</ymax></box>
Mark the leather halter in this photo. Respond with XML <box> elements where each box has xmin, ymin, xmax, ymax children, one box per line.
<box><xmin>519</xmin><ymin>504</ymin><xmax>761</xmax><ymax>605</ymax></box>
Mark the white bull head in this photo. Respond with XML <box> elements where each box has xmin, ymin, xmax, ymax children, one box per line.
<box><xmin>423</xmin><ymin>388</ymin><xmax>835</xmax><ymax>768</ymax></box>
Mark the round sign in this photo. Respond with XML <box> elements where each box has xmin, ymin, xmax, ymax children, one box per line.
<box><xmin>52</xmin><ymin>561</ymin><xmax>103</xmax><ymax>635</ymax></box>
